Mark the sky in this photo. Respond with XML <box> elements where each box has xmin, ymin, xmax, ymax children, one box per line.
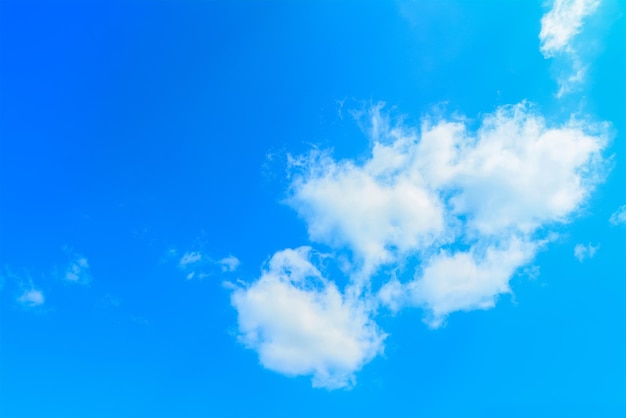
<box><xmin>0</xmin><ymin>0</ymin><xmax>625</xmax><ymax>416</ymax></box>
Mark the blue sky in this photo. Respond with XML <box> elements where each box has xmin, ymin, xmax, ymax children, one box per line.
<box><xmin>1</xmin><ymin>0</ymin><xmax>625</xmax><ymax>416</ymax></box>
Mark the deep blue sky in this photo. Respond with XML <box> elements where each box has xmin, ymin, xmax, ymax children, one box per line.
<box><xmin>1</xmin><ymin>1</ymin><xmax>625</xmax><ymax>417</ymax></box>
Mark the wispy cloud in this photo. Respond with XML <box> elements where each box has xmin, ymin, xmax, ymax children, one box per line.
<box><xmin>218</xmin><ymin>255</ymin><xmax>240</xmax><ymax>272</ymax></box>
<box><xmin>574</xmin><ymin>242</ymin><xmax>599</xmax><ymax>261</ymax></box>
<box><xmin>539</xmin><ymin>0</ymin><xmax>601</xmax><ymax>96</ymax></box>
<box><xmin>609</xmin><ymin>204</ymin><xmax>626</xmax><ymax>225</ymax></box>
<box><xmin>173</xmin><ymin>249</ymin><xmax>240</xmax><ymax>279</ymax></box>
<box><xmin>180</xmin><ymin>251</ymin><xmax>203</xmax><ymax>267</ymax></box>
<box><xmin>63</xmin><ymin>248</ymin><xmax>91</xmax><ymax>284</ymax></box>
<box><xmin>17</xmin><ymin>287</ymin><xmax>45</xmax><ymax>308</ymax></box>
<box><xmin>232</xmin><ymin>101</ymin><xmax>608</xmax><ymax>388</ymax></box>
<box><xmin>1</xmin><ymin>268</ymin><xmax>46</xmax><ymax>309</ymax></box>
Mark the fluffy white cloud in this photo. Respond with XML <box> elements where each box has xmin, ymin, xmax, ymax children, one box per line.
<box><xmin>18</xmin><ymin>288</ymin><xmax>45</xmax><ymax>307</ymax></box>
<box><xmin>426</xmin><ymin>107</ymin><xmax>604</xmax><ymax>235</ymax></box>
<box><xmin>574</xmin><ymin>242</ymin><xmax>599</xmax><ymax>261</ymax></box>
<box><xmin>609</xmin><ymin>204</ymin><xmax>626</xmax><ymax>225</ymax></box>
<box><xmin>401</xmin><ymin>237</ymin><xmax>538</xmax><ymax>327</ymax></box>
<box><xmin>539</xmin><ymin>0</ymin><xmax>601</xmax><ymax>96</ymax></box>
<box><xmin>289</xmin><ymin>103</ymin><xmax>606</xmax><ymax>322</ymax></box>
<box><xmin>231</xmin><ymin>247</ymin><xmax>385</xmax><ymax>389</ymax></box>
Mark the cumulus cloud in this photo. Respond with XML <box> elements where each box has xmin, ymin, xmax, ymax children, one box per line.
<box><xmin>231</xmin><ymin>247</ymin><xmax>385</xmax><ymax>389</ymax></box>
<box><xmin>289</xmin><ymin>103</ymin><xmax>606</xmax><ymax>326</ymax></box>
<box><xmin>574</xmin><ymin>242</ymin><xmax>599</xmax><ymax>261</ymax></box>
<box><xmin>539</xmin><ymin>0</ymin><xmax>601</xmax><ymax>96</ymax></box>
<box><xmin>228</xmin><ymin>0</ymin><xmax>612</xmax><ymax>388</ymax></box>
<box><xmin>393</xmin><ymin>237</ymin><xmax>539</xmax><ymax>327</ymax></box>
<box><xmin>609</xmin><ymin>204</ymin><xmax>626</xmax><ymax>225</ymax></box>
<box><xmin>231</xmin><ymin>101</ymin><xmax>608</xmax><ymax>387</ymax></box>
<box><xmin>18</xmin><ymin>288</ymin><xmax>45</xmax><ymax>308</ymax></box>
<box><xmin>289</xmin><ymin>103</ymin><xmax>606</xmax><ymax>276</ymax></box>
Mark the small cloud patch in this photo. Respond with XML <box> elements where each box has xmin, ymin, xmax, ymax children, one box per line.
<box><xmin>18</xmin><ymin>288</ymin><xmax>45</xmax><ymax>308</ymax></box>
<box><xmin>574</xmin><ymin>242</ymin><xmax>599</xmax><ymax>262</ymax></box>
<box><xmin>62</xmin><ymin>248</ymin><xmax>92</xmax><ymax>284</ymax></box>
<box><xmin>609</xmin><ymin>204</ymin><xmax>626</xmax><ymax>226</ymax></box>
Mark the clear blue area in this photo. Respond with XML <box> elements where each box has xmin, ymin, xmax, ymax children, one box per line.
<box><xmin>1</xmin><ymin>1</ymin><xmax>624</xmax><ymax>416</ymax></box>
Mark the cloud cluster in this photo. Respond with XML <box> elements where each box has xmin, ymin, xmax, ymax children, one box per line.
<box><xmin>232</xmin><ymin>102</ymin><xmax>608</xmax><ymax>387</ymax></box>
<box><xmin>289</xmin><ymin>104</ymin><xmax>606</xmax><ymax>320</ymax></box>
<box><xmin>230</xmin><ymin>0</ymin><xmax>608</xmax><ymax>389</ymax></box>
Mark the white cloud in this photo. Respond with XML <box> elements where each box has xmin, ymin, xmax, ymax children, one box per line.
<box><xmin>64</xmin><ymin>251</ymin><xmax>91</xmax><ymax>284</ymax></box>
<box><xmin>233</xmin><ymin>102</ymin><xmax>608</xmax><ymax>388</ymax></box>
<box><xmin>231</xmin><ymin>247</ymin><xmax>385</xmax><ymax>389</ymax></box>
<box><xmin>574</xmin><ymin>242</ymin><xmax>599</xmax><ymax>261</ymax></box>
<box><xmin>176</xmin><ymin>250</ymin><xmax>239</xmax><ymax>279</ymax></box>
<box><xmin>539</xmin><ymin>0</ymin><xmax>600</xmax><ymax>57</ymax></box>
<box><xmin>228</xmin><ymin>1</ymin><xmax>612</xmax><ymax>388</ymax></box>
<box><xmin>179</xmin><ymin>251</ymin><xmax>203</xmax><ymax>267</ymax></box>
<box><xmin>609</xmin><ymin>204</ymin><xmax>626</xmax><ymax>225</ymax></box>
<box><xmin>407</xmin><ymin>237</ymin><xmax>538</xmax><ymax>327</ymax></box>
<box><xmin>178</xmin><ymin>250</ymin><xmax>206</xmax><ymax>279</ymax></box>
<box><xmin>289</xmin><ymin>103</ymin><xmax>606</xmax><ymax>277</ymax></box>
<box><xmin>18</xmin><ymin>288</ymin><xmax>45</xmax><ymax>307</ymax></box>
<box><xmin>539</xmin><ymin>0</ymin><xmax>601</xmax><ymax>96</ymax></box>
<box><xmin>219</xmin><ymin>255</ymin><xmax>240</xmax><ymax>272</ymax></box>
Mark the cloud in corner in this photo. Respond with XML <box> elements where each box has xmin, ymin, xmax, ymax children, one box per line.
<box><xmin>539</xmin><ymin>0</ymin><xmax>601</xmax><ymax>96</ymax></box>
